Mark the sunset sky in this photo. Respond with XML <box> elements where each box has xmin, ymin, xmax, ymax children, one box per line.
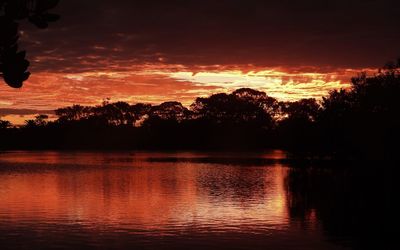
<box><xmin>1</xmin><ymin>0</ymin><xmax>400</xmax><ymax>124</ymax></box>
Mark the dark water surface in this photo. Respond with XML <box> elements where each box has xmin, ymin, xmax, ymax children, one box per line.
<box><xmin>0</xmin><ymin>151</ymin><xmax>391</xmax><ymax>249</ymax></box>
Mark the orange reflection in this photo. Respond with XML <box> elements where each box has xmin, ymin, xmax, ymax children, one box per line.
<box><xmin>0</xmin><ymin>152</ymin><xmax>290</xmax><ymax>233</ymax></box>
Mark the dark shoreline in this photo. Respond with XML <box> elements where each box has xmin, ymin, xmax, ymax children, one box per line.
<box><xmin>1</xmin><ymin>149</ymin><xmax>397</xmax><ymax>168</ymax></box>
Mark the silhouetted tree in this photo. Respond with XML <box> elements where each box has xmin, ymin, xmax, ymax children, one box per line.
<box><xmin>24</xmin><ymin>114</ymin><xmax>48</xmax><ymax>128</ymax></box>
<box><xmin>317</xmin><ymin>60</ymin><xmax>400</xmax><ymax>158</ymax></box>
<box><xmin>150</xmin><ymin>101</ymin><xmax>189</xmax><ymax>121</ymax></box>
<box><xmin>0</xmin><ymin>0</ymin><xmax>60</xmax><ymax>88</ymax></box>
<box><xmin>233</xmin><ymin>88</ymin><xmax>279</xmax><ymax>118</ymax></box>
<box><xmin>281</xmin><ymin>98</ymin><xmax>320</xmax><ymax>122</ymax></box>
<box><xmin>129</xmin><ymin>103</ymin><xmax>152</xmax><ymax>126</ymax></box>
<box><xmin>277</xmin><ymin>99</ymin><xmax>320</xmax><ymax>152</ymax></box>
<box><xmin>92</xmin><ymin>101</ymin><xmax>132</xmax><ymax>126</ymax></box>
<box><xmin>55</xmin><ymin>104</ymin><xmax>91</xmax><ymax>122</ymax></box>
<box><xmin>191</xmin><ymin>91</ymin><xmax>275</xmax><ymax>128</ymax></box>
<box><xmin>0</xmin><ymin>119</ymin><xmax>12</xmax><ymax>129</ymax></box>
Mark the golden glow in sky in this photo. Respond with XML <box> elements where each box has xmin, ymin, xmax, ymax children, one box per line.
<box><xmin>167</xmin><ymin>70</ymin><xmax>346</xmax><ymax>101</ymax></box>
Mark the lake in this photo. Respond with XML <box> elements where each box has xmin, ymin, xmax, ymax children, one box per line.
<box><xmin>0</xmin><ymin>151</ymin><xmax>391</xmax><ymax>249</ymax></box>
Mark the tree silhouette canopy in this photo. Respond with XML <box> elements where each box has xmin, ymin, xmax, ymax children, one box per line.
<box><xmin>0</xmin><ymin>0</ymin><xmax>60</xmax><ymax>88</ymax></box>
<box><xmin>1</xmin><ymin>60</ymin><xmax>399</xmax><ymax>161</ymax></box>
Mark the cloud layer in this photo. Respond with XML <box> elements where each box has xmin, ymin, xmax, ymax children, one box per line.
<box><xmin>2</xmin><ymin>0</ymin><xmax>399</xmax><ymax>122</ymax></box>
<box><xmin>19</xmin><ymin>0</ymin><xmax>400</xmax><ymax>72</ymax></box>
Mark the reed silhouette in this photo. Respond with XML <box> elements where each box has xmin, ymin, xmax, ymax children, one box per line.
<box><xmin>0</xmin><ymin>0</ymin><xmax>60</xmax><ymax>88</ymax></box>
<box><xmin>1</xmin><ymin>61</ymin><xmax>399</xmax><ymax>161</ymax></box>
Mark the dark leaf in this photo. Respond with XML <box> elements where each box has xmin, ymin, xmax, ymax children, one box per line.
<box><xmin>4</xmin><ymin>71</ymin><xmax>30</xmax><ymax>88</ymax></box>
<box><xmin>4</xmin><ymin>1</ymin><xmax>30</xmax><ymax>19</ymax></box>
<box><xmin>35</xmin><ymin>0</ymin><xmax>60</xmax><ymax>12</ymax></box>
<box><xmin>28</xmin><ymin>15</ymin><xmax>49</xmax><ymax>29</ymax></box>
<box><xmin>43</xmin><ymin>13</ymin><xmax>60</xmax><ymax>22</ymax></box>
<box><xmin>15</xmin><ymin>51</ymin><xmax>27</xmax><ymax>61</ymax></box>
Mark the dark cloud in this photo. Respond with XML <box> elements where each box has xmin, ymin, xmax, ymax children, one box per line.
<box><xmin>0</xmin><ymin>108</ymin><xmax>54</xmax><ymax>116</ymax></box>
<box><xmin>16</xmin><ymin>0</ymin><xmax>400</xmax><ymax>73</ymax></box>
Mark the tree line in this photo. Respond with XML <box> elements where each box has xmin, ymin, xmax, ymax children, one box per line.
<box><xmin>1</xmin><ymin>62</ymin><xmax>399</xmax><ymax>160</ymax></box>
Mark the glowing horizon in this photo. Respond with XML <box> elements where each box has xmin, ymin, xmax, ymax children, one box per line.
<box><xmin>0</xmin><ymin>65</ymin><xmax>377</xmax><ymax>124</ymax></box>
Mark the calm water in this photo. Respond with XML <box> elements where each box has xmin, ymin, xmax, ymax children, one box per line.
<box><xmin>0</xmin><ymin>151</ymin><xmax>390</xmax><ymax>249</ymax></box>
